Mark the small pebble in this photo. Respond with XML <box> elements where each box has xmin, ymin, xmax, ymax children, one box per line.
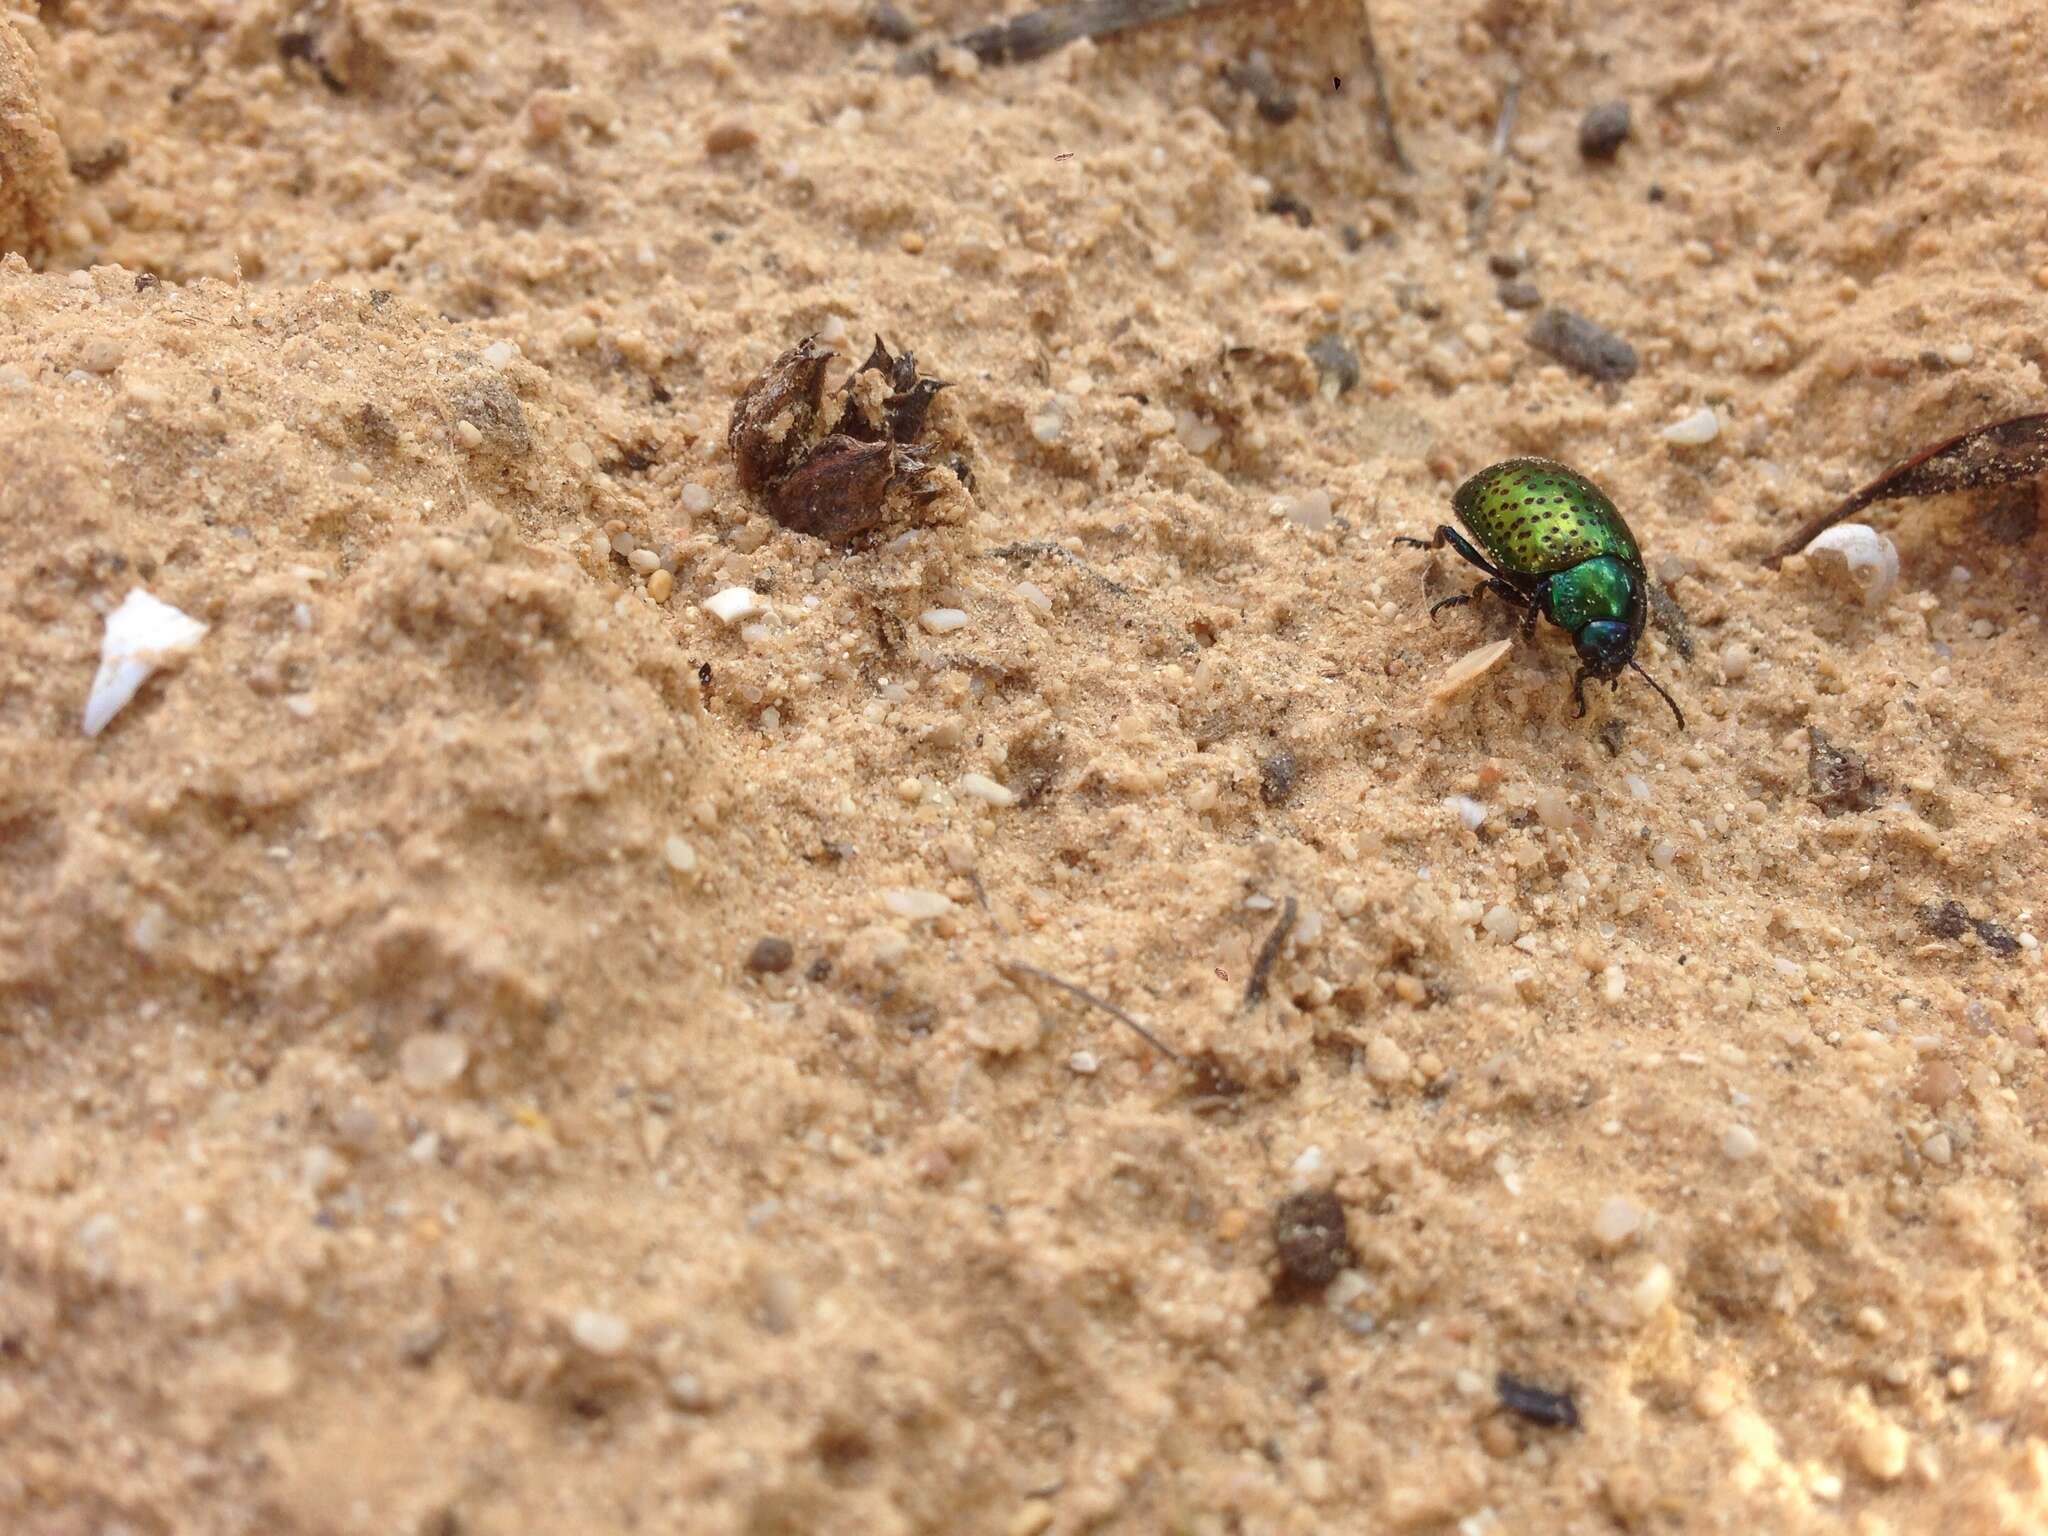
<box><xmin>1591</xmin><ymin>1195</ymin><xmax>1644</xmax><ymax>1250</ymax></box>
<box><xmin>703</xmin><ymin>587</ymin><xmax>763</xmax><ymax>624</ymax></box>
<box><xmin>1526</xmin><ymin>307</ymin><xmax>1638</xmax><ymax>383</ymax></box>
<box><xmin>667</xmin><ymin>1372</ymin><xmax>710</xmax><ymax>1411</ymax></box>
<box><xmin>78</xmin><ymin>337</ymin><xmax>125</xmax><ymax>373</ymax></box>
<box><xmin>1014</xmin><ymin>580</ymin><xmax>1052</xmax><ymax>613</ymax></box>
<box><xmin>1650</xmin><ymin>838</ymin><xmax>1678</xmax><ymax>871</ymax></box>
<box><xmin>1279</xmin><ymin>490</ymin><xmax>1334</xmax><ymax>530</ymax></box>
<box><xmin>1855</xmin><ymin>1419</ymin><xmax>1909</xmax><ymax>1483</ymax></box>
<box><xmin>1720</xmin><ymin>641</ymin><xmax>1751</xmax><ymax>682</ymax></box>
<box><xmin>1067</xmin><ymin>1050</ymin><xmax>1098</xmax><ymax>1075</ymax></box>
<box><xmin>647</xmin><ymin>569</ymin><xmax>674</xmax><ymax>603</ymax></box>
<box><xmin>1578</xmin><ymin>100</ymin><xmax>1632</xmax><ymax>160</ymax></box>
<box><xmin>663</xmin><ymin>835</ymin><xmax>698</xmax><ymax>873</ymax></box>
<box><xmin>1260</xmin><ymin>750</ymin><xmax>1299</xmax><ymax>806</ymax></box>
<box><xmin>1661</xmin><ymin>406</ymin><xmax>1720</xmax><ymax>445</ymax></box>
<box><xmin>1629</xmin><ymin>1262</ymin><xmax>1674</xmax><ymax>1321</ymax></box>
<box><xmin>705</xmin><ymin>121</ymin><xmax>759</xmax><ymax>155</ymax></box>
<box><xmin>1481</xmin><ymin>904</ymin><xmax>1520</xmax><ymax>942</ymax></box>
<box><xmin>1921</xmin><ymin>1131</ymin><xmax>1953</xmax><ymax>1167</ymax></box>
<box><xmin>681</xmin><ymin>482</ymin><xmax>713</xmax><ymax>513</ymax></box>
<box><xmin>746</xmin><ymin>936</ymin><xmax>795</xmax><ymax>974</ymax></box>
<box><xmin>1912</xmin><ymin>1060</ymin><xmax>1963</xmax><ymax>1108</ymax></box>
<box><xmin>919</xmin><ymin>607</ymin><xmax>968</xmax><ymax>634</ymax></box>
<box><xmin>628</xmin><ymin>548</ymin><xmax>662</xmax><ymax>574</ymax></box>
<box><xmin>958</xmin><ymin>772</ymin><xmax>1016</xmax><ymax>807</ymax></box>
<box><xmin>1273</xmin><ymin>1189</ymin><xmax>1351</xmax><ymax>1290</ymax></box>
<box><xmin>398</xmin><ymin>1032</ymin><xmax>470</xmax><ymax>1093</ymax></box>
<box><xmin>1307</xmin><ymin>333</ymin><xmax>1361</xmax><ymax>395</ymax></box>
<box><xmin>1445</xmin><ymin>795</ymin><xmax>1488</xmax><ymax>832</ymax></box>
<box><xmin>1365</xmin><ymin>1035</ymin><xmax>1412</xmax><ymax>1085</ymax></box>
<box><xmin>482</xmin><ymin>339</ymin><xmax>516</xmax><ymax>369</ymax></box>
<box><xmin>881</xmin><ymin>887</ymin><xmax>952</xmax><ymax>921</ymax></box>
<box><xmin>1498</xmin><ymin>279</ymin><xmax>1543</xmax><ymax>311</ymax></box>
<box><xmin>1721</xmin><ymin>1124</ymin><xmax>1760</xmax><ymax>1161</ymax></box>
<box><xmin>1534</xmin><ymin>787</ymin><xmax>1570</xmax><ymax>831</ymax></box>
<box><xmin>570</xmin><ymin>1309</ymin><xmax>632</xmax><ymax>1357</ymax></box>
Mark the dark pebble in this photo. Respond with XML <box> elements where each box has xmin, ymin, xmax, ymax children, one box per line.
<box><xmin>1486</xmin><ymin>251</ymin><xmax>1524</xmax><ymax>278</ymax></box>
<box><xmin>1578</xmin><ymin>100</ymin><xmax>1631</xmax><ymax>161</ymax></box>
<box><xmin>1224</xmin><ymin>58</ymin><xmax>1298</xmax><ymax>125</ymax></box>
<box><xmin>1526</xmin><ymin>307</ymin><xmax>1637</xmax><ymax>383</ymax></box>
<box><xmin>1272</xmin><ymin>1189</ymin><xmax>1350</xmax><ymax>1292</ymax></box>
<box><xmin>1807</xmin><ymin>729</ymin><xmax>1881</xmax><ymax>816</ymax></box>
<box><xmin>746</xmin><ymin>936</ymin><xmax>796</xmax><ymax>974</ymax></box>
<box><xmin>1266</xmin><ymin>191</ymin><xmax>1313</xmax><ymax>228</ymax></box>
<box><xmin>1497</xmin><ymin>1372</ymin><xmax>1580</xmax><ymax>1430</ymax></box>
<box><xmin>1259</xmin><ymin>748</ymin><xmax>1300</xmax><ymax>805</ymax></box>
<box><xmin>1306</xmin><ymin>335</ymin><xmax>1359</xmax><ymax>396</ymax></box>
<box><xmin>867</xmin><ymin>1</ymin><xmax>917</xmax><ymax>42</ymax></box>
<box><xmin>1497</xmin><ymin>279</ymin><xmax>1542</xmax><ymax>311</ymax></box>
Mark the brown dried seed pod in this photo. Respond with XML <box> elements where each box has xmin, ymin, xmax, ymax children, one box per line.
<box><xmin>765</xmin><ymin>435</ymin><xmax>909</xmax><ymax>543</ymax></box>
<box><xmin>727</xmin><ymin>336</ymin><xmax>832</xmax><ymax>493</ymax></box>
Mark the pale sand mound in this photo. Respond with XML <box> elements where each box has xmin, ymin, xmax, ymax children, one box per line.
<box><xmin>1</xmin><ymin>1</ymin><xmax>2045</xmax><ymax>1532</ymax></box>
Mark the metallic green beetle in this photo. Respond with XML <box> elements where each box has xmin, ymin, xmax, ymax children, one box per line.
<box><xmin>1395</xmin><ymin>458</ymin><xmax>1685</xmax><ymax>729</ymax></box>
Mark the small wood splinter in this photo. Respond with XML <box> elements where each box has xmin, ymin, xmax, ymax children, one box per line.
<box><xmin>999</xmin><ymin>959</ymin><xmax>1188</xmax><ymax>1064</ymax></box>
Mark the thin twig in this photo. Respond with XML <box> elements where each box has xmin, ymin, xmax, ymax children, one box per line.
<box><xmin>999</xmin><ymin>959</ymin><xmax>1188</xmax><ymax>1064</ymax></box>
<box><xmin>1359</xmin><ymin>0</ymin><xmax>1413</xmax><ymax>175</ymax></box>
<box><xmin>898</xmin><ymin>0</ymin><xmax>1240</xmax><ymax>74</ymax></box>
<box><xmin>1242</xmin><ymin>896</ymin><xmax>1298</xmax><ymax>1010</ymax></box>
<box><xmin>1468</xmin><ymin>78</ymin><xmax>1522</xmax><ymax>248</ymax></box>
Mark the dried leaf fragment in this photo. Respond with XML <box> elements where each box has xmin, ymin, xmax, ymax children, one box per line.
<box><xmin>765</xmin><ymin>435</ymin><xmax>917</xmax><ymax>543</ymax></box>
<box><xmin>727</xmin><ymin>336</ymin><xmax>832</xmax><ymax>493</ymax></box>
<box><xmin>1428</xmin><ymin>638</ymin><xmax>1512</xmax><ymax>704</ymax></box>
<box><xmin>1763</xmin><ymin>410</ymin><xmax>2048</xmax><ymax>565</ymax></box>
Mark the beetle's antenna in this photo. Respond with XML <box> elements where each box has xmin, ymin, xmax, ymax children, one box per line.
<box><xmin>1630</xmin><ymin>661</ymin><xmax>1685</xmax><ymax>732</ymax></box>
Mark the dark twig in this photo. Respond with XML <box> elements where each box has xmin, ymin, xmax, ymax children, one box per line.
<box><xmin>1359</xmin><ymin>0</ymin><xmax>1413</xmax><ymax>174</ymax></box>
<box><xmin>999</xmin><ymin>959</ymin><xmax>1188</xmax><ymax>1064</ymax></box>
<box><xmin>1242</xmin><ymin>896</ymin><xmax>1298</xmax><ymax>1010</ymax></box>
<box><xmin>985</xmin><ymin>539</ymin><xmax>1131</xmax><ymax>597</ymax></box>
<box><xmin>898</xmin><ymin>0</ymin><xmax>1240</xmax><ymax>74</ymax></box>
<box><xmin>1469</xmin><ymin>78</ymin><xmax>1522</xmax><ymax>248</ymax></box>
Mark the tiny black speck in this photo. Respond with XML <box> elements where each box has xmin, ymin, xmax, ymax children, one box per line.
<box><xmin>1497</xmin><ymin>1373</ymin><xmax>1580</xmax><ymax>1430</ymax></box>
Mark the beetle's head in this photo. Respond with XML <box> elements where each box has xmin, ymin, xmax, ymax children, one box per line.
<box><xmin>1571</xmin><ymin>619</ymin><xmax>1635</xmax><ymax>680</ymax></box>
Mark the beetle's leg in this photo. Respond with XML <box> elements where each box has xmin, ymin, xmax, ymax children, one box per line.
<box><xmin>1571</xmin><ymin>666</ymin><xmax>1592</xmax><ymax>718</ymax></box>
<box><xmin>1393</xmin><ymin>524</ymin><xmax>1510</xmax><ymax>583</ymax></box>
<box><xmin>1518</xmin><ymin>599</ymin><xmax>1542</xmax><ymax>639</ymax></box>
<box><xmin>1431</xmin><ymin>577</ymin><xmax>1529</xmax><ymax>623</ymax></box>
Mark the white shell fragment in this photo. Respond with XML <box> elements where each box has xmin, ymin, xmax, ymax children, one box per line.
<box><xmin>702</xmin><ymin>586</ymin><xmax>763</xmax><ymax>624</ymax></box>
<box><xmin>1428</xmin><ymin>639</ymin><xmax>1513</xmax><ymax>704</ymax></box>
<box><xmin>1660</xmin><ymin>406</ymin><xmax>1720</xmax><ymax>446</ymax></box>
<box><xmin>918</xmin><ymin>607</ymin><xmax>969</xmax><ymax>634</ymax></box>
<box><xmin>1803</xmin><ymin>523</ymin><xmax>1899</xmax><ymax>608</ymax></box>
<box><xmin>83</xmin><ymin>588</ymin><xmax>209</xmax><ymax>737</ymax></box>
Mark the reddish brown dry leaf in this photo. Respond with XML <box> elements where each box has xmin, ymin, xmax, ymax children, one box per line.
<box><xmin>764</xmin><ymin>436</ymin><xmax>905</xmax><ymax>543</ymax></box>
<box><xmin>726</xmin><ymin>337</ymin><xmax>831</xmax><ymax>494</ymax></box>
<box><xmin>1763</xmin><ymin>410</ymin><xmax>2048</xmax><ymax>566</ymax></box>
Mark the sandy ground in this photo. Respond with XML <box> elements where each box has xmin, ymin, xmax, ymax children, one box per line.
<box><xmin>2</xmin><ymin>0</ymin><xmax>2047</xmax><ymax>1530</ymax></box>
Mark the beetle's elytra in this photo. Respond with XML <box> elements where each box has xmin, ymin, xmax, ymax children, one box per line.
<box><xmin>1396</xmin><ymin>458</ymin><xmax>1685</xmax><ymax>730</ymax></box>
